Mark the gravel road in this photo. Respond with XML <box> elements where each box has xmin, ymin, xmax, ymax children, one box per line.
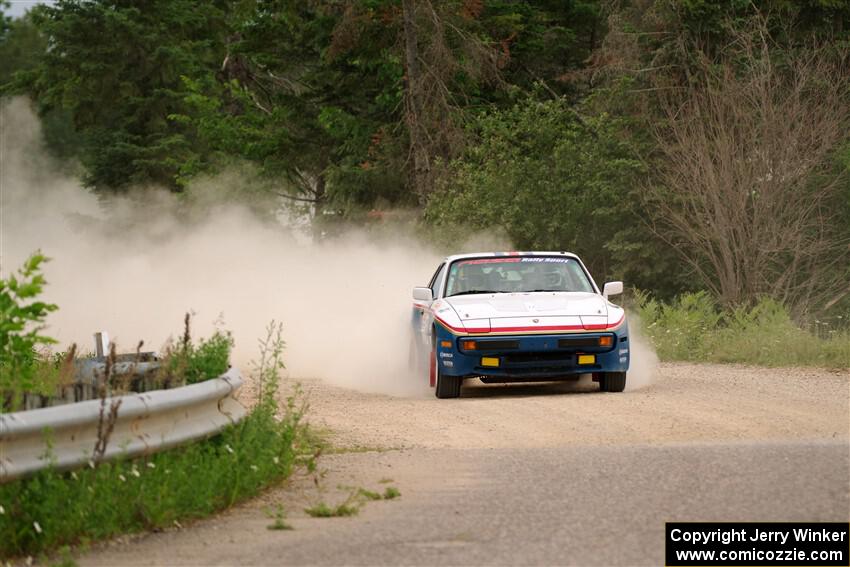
<box><xmin>80</xmin><ymin>363</ymin><xmax>849</xmax><ymax>566</ymax></box>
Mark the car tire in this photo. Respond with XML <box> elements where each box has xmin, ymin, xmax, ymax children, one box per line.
<box><xmin>433</xmin><ymin>346</ymin><xmax>462</xmax><ymax>398</ymax></box>
<box><xmin>435</xmin><ymin>372</ymin><xmax>462</xmax><ymax>398</ymax></box>
<box><xmin>599</xmin><ymin>372</ymin><xmax>627</xmax><ymax>392</ymax></box>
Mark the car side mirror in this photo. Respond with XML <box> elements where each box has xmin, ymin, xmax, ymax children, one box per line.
<box><xmin>412</xmin><ymin>287</ymin><xmax>434</xmax><ymax>301</ymax></box>
<box><xmin>603</xmin><ymin>281</ymin><xmax>623</xmax><ymax>299</ymax></box>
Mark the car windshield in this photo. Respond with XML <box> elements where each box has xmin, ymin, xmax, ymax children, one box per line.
<box><xmin>444</xmin><ymin>257</ymin><xmax>594</xmax><ymax>297</ymax></box>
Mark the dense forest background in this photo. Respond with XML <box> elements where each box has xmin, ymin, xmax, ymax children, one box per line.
<box><xmin>2</xmin><ymin>0</ymin><xmax>849</xmax><ymax>323</ymax></box>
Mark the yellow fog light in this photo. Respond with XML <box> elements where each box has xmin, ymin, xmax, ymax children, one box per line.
<box><xmin>461</xmin><ymin>340</ymin><xmax>477</xmax><ymax>350</ymax></box>
<box><xmin>481</xmin><ymin>357</ymin><xmax>500</xmax><ymax>367</ymax></box>
<box><xmin>577</xmin><ymin>354</ymin><xmax>596</xmax><ymax>365</ymax></box>
<box><xmin>598</xmin><ymin>336</ymin><xmax>613</xmax><ymax>347</ymax></box>
<box><xmin>440</xmin><ymin>340</ymin><xmax>452</xmax><ymax>348</ymax></box>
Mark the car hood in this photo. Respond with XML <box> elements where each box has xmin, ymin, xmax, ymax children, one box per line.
<box><xmin>444</xmin><ymin>292</ymin><xmax>608</xmax><ymax>319</ymax></box>
<box><xmin>435</xmin><ymin>291</ymin><xmax>624</xmax><ymax>333</ymax></box>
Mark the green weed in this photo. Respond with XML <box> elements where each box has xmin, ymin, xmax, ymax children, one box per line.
<box><xmin>324</xmin><ymin>444</ymin><xmax>396</xmax><ymax>455</ymax></box>
<box><xmin>356</xmin><ymin>488</ymin><xmax>382</xmax><ymax>501</ymax></box>
<box><xmin>265</xmin><ymin>505</ymin><xmax>294</xmax><ymax>531</ymax></box>
<box><xmin>382</xmin><ymin>486</ymin><xmax>401</xmax><ymax>500</ymax></box>
<box><xmin>634</xmin><ymin>292</ymin><xmax>850</xmax><ymax>367</ymax></box>
<box><xmin>162</xmin><ymin>313</ymin><xmax>234</xmax><ymax>386</ymax></box>
<box><xmin>305</xmin><ymin>483</ymin><xmax>401</xmax><ymax>520</ymax></box>
<box><xmin>304</xmin><ymin>501</ymin><xmax>360</xmax><ymax>518</ymax></box>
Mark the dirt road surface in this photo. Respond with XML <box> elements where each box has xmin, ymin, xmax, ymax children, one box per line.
<box><xmin>81</xmin><ymin>363</ymin><xmax>849</xmax><ymax>566</ymax></box>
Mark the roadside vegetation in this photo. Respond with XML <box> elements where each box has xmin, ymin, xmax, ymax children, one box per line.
<box><xmin>0</xmin><ymin>252</ymin><xmax>59</xmax><ymax>412</ymax></box>
<box><xmin>635</xmin><ymin>292</ymin><xmax>849</xmax><ymax>369</ymax></box>
<box><xmin>304</xmin><ymin>485</ymin><xmax>402</xmax><ymax>518</ymax></box>
<box><xmin>0</xmin><ymin>258</ymin><xmax>314</xmax><ymax>559</ymax></box>
<box><xmin>0</xmin><ymin>387</ymin><xmax>308</xmax><ymax>558</ymax></box>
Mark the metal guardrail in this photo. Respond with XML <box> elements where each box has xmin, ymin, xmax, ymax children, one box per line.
<box><xmin>0</xmin><ymin>367</ymin><xmax>246</xmax><ymax>482</ymax></box>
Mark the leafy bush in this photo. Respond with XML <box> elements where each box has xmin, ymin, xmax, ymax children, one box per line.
<box><xmin>182</xmin><ymin>330</ymin><xmax>234</xmax><ymax>384</ymax></box>
<box><xmin>635</xmin><ymin>292</ymin><xmax>850</xmax><ymax>367</ymax></box>
<box><xmin>0</xmin><ymin>323</ymin><xmax>311</xmax><ymax>558</ymax></box>
<box><xmin>0</xmin><ymin>252</ymin><xmax>59</xmax><ymax>411</ymax></box>
<box><xmin>163</xmin><ymin>315</ymin><xmax>234</xmax><ymax>385</ymax></box>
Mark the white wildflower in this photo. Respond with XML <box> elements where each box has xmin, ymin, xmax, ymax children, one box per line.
<box><xmin>131</xmin><ymin>467</ymin><xmax>141</xmax><ymax>478</ymax></box>
<box><xmin>88</xmin><ymin>460</ymin><xmax>95</xmax><ymax>469</ymax></box>
<box><xmin>119</xmin><ymin>474</ymin><xmax>126</xmax><ymax>482</ymax></box>
<box><xmin>146</xmin><ymin>462</ymin><xmax>156</xmax><ymax>469</ymax></box>
<box><xmin>0</xmin><ymin>504</ymin><xmax>5</xmax><ymax>515</ymax></box>
<box><xmin>225</xmin><ymin>444</ymin><xmax>234</xmax><ymax>454</ymax></box>
<box><xmin>33</xmin><ymin>521</ymin><xmax>42</xmax><ymax>534</ymax></box>
<box><xmin>273</xmin><ymin>457</ymin><xmax>279</xmax><ymax>465</ymax></box>
<box><xmin>250</xmin><ymin>465</ymin><xmax>258</xmax><ymax>472</ymax></box>
<box><xmin>71</xmin><ymin>471</ymin><xmax>78</xmax><ymax>481</ymax></box>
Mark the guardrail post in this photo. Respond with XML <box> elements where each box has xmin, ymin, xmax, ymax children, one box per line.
<box><xmin>93</xmin><ymin>332</ymin><xmax>110</xmax><ymax>358</ymax></box>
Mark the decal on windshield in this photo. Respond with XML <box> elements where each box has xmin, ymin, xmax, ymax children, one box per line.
<box><xmin>459</xmin><ymin>258</ymin><xmax>522</xmax><ymax>265</ymax></box>
<box><xmin>519</xmin><ymin>257</ymin><xmax>573</xmax><ymax>263</ymax></box>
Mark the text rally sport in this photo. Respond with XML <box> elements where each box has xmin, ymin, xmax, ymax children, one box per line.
<box><xmin>670</xmin><ymin>527</ymin><xmax>847</xmax><ymax>547</ymax></box>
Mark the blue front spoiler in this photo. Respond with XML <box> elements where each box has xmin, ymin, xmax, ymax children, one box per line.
<box><xmin>432</xmin><ymin>324</ymin><xmax>630</xmax><ymax>380</ymax></box>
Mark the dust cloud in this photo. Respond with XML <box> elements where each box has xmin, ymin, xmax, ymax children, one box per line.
<box><xmin>1</xmin><ymin>97</ymin><xmax>657</xmax><ymax>398</ymax></box>
<box><xmin>1</xmin><ymin>97</ymin><xmax>439</xmax><ymax>397</ymax></box>
<box><xmin>624</xmin><ymin>315</ymin><xmax>659</xmax><ymax>391</ymax></box>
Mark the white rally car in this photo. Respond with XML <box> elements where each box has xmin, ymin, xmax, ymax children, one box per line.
<box><xmin>411</xmin><ymin>252</ymin><xmax>629</xmax><ymax>398</ymax></box>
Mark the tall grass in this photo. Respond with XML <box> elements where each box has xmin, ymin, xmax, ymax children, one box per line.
<box><xmin>635</xmin><ymin>291</ymin><xmax>850</xmax><ymax>368</ymax></box>
<box><xmin>0</xmin><ymin>322</ymin><xmax>311</xmax><ymax>559</ymax></box>
<box><xmin>162</xmin><ymin>314</ymin><xmax>235</xmax><ymax>386</ymax></box>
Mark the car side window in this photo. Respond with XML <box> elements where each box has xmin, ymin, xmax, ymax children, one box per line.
<box><xmin>430</xmin><ymin>263</ymin><xmax>446</xmax><ymax>298</ymax></box>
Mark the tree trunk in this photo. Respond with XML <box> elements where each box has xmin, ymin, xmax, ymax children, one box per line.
<box><xmin>402</xmin><ymin>0</ymin><xmax>430</xmax><ymax>202</ymax></box>
<box><xmin>312</xmin><ymin>172</ymin><xmax>326</xmax><ymax>242</ymax></box>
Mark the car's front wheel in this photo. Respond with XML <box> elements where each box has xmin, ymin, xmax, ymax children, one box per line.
<box><xmin>599</xmin><ymin>372</ymin><xmax>627</xmax><ymax>392</ymax></box>
<box><xmin>433</xmin><ymin>344</ymin><xmax>462</xmax><ymax>398</ymax></box>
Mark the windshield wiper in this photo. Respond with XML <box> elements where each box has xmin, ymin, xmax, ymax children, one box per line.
<box><xmin>527</xmin><ymin>289</ymin><xmax>564</xmax><ymax>293</ymax></box>
<box><xmin>448</xmin><ymin>290</ymin><xmax>501</xmax><ymax>297</ymax></box>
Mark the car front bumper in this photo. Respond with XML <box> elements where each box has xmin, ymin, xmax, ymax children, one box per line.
<box><xmin>433</xmin><ymin>324</ymin><xmax>630</xmax><ymax>380</ymax></box>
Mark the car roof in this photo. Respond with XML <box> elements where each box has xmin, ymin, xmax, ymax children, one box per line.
<box><xmin>443</xmin><ymin>251</ymin><xmax>581</xmax><ymax>263</ymax></box>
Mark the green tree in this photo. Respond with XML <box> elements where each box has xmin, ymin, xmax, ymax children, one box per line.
<box><xmin>0</xmin><ymin>5</ymin><xmax>81</xmax><ymax>160</ymax></box>
<box><xmin>427</xmin><ymin>95</ymin><xmax>649</xmax><ymax>282</ymax></box>
<box><xmin>14</xmin><ymin>0</ymin><xmax>231</xmax><ymax>191</ymax></box>
<box><xmin>185</xmin><ymin>1</ymin><xmax>610</xmax><ymax>216</ymax></box>
<box><xmin>181</xmin><ymin>0</ymin><xmax>410</xmax><ymax>221</ymax></box>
